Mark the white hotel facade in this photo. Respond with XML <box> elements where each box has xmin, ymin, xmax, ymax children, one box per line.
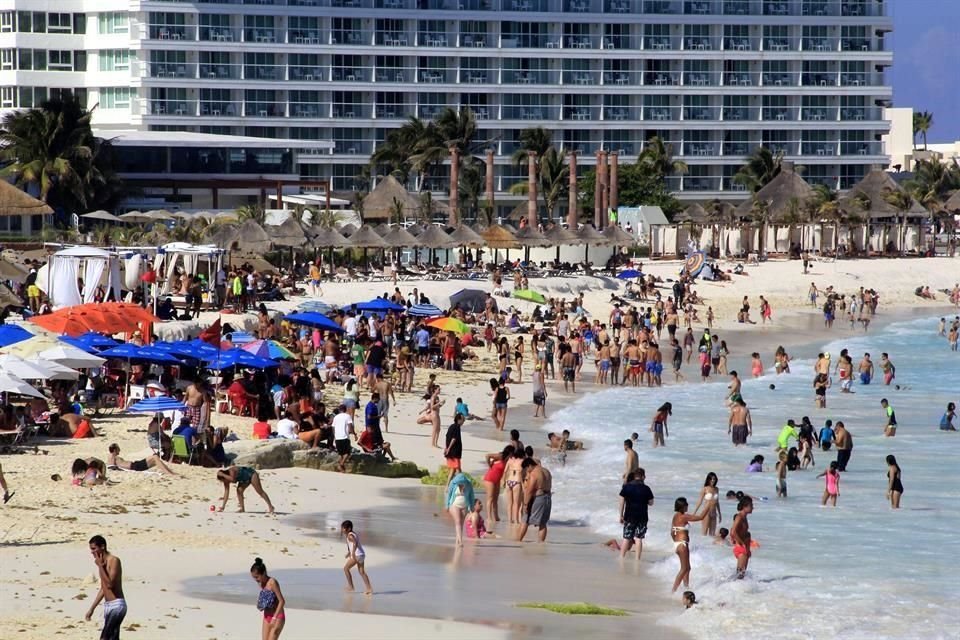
<box><xmin>1</xmin><ymin>0</ymin><xmax>892</xmax><ymax>217</ymax></box>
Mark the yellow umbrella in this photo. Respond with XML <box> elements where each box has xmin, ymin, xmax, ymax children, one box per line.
<box><xmin>1</xmin><ymin>335</ymin><xmax>64</xmax><ymax>357</ymax></box>
<box><xmin>427</xmin><ymin>317</ymin><xmax>470</xmax><ymax>335</ymax></box>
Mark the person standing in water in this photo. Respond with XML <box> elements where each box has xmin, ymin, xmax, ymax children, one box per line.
<box><xmin>886</xmin><ymin>455</ymin><xmax>903</xmax><ymax>509</ymax></box>
<box><xmin>817</xmin><ymin>462</ymin><xmax>841</xmax><ymax>507</ymax></box>
<box><xmin>84</xmin><ymin>535</ymin><xmax>126</xmax><ymax>640</ymax></box>
<box><xmin>250</xmin><ymin>557</ymin><xmax>286</xmax><ymax>639</ymax></box>
<box><xmin>834</xmin><ymin>421</ymin><xmax>853</xmax><ymax>471</ymax></box>
<box><xmin>341</xmin><ymin>520</ymin><xmax>373</xmax><ymax>594</ymax></box>
<box><xmin>650</xmin><ymin>402</ymin><xmax>671</xmax><ymax>448</ymax></box>
<box><xmin>618</xmin><ymin>469</ymin><xmax>654</xmax><ymax>560</ymax></box>
<box><xmin>730</xmin><ymin>496</ymin><xmax>754</xmax><ymax>579</ymax></box>
<box><xmin>881</xmin><ymin>398</ymin><xmax>897</xmax><ymax>437</ymax></box>
<box><xmin>670</xmin><ymin>497</ymin><xmax>708</xmax><ymax>593</ymax></box>
<box><xmin>728</xmin><ymin>399</ymin><xmax>752</xmax><ymax>446</ymax></box>
<box><xmin>880</xmin><ymin>353</ymin><xmax>896</xmax><ymax>386</ymax></box>
<box><xmin>940</xmin><ymin>402</ymin><xmax>957</xmax><ymax>431</ymax></box>
<box><xmin>518</xmin><ymin>457</ymin><xmax>552</xmax><ymax>543</ymax></box>
<box><xmin>693</xmin><ymin>472</ymin><xmax>721</xmax><ymax>537</ymax></box>
<box><xmin>622</xmin><ymin>438</ymin><xmax>639</xmax><ymax>481</ymax></box>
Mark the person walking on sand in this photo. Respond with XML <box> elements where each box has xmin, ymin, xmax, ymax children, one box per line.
<box><xmin>217</xmin><ymin>466</ymin><xmax>275</xmax><ymax>514</ymax></box>
<box><xmin>618</xmin><ymin>469</ymin><xmax>654</xmax><ymax>560</ymax></box>
<box><xmin>670</xmin><ymin>497</ymin><xmax>708</xmax><ymax>593</ymax></box>
<box><xmin>493</xmin><ymin>378</ymin><xmax>510</xmax><ymax>433</ymax></box>
<box><xmin>650</xmin><ymin>402</ymin><xmax>671</xmax><ymax>448</ymax></box>
<box><xmin>446</xmin><ymin>471</ymin><xmax>475</xmax><ymax>546</ymax></box>
<box><xmin>84</xmin><ymin>535</ymin><xmax>126</xmax><ymax>640</ymax></box>
<box><xmin>341</xmin><ymin>520</ymin><xmax>373</xmax><ymax>594</ymax></box>
<box><xmin>560</xmin><ymin>347</ymin><xmax>576</xmax><ymax>393</ymax></box>
<box><xmin>693</xmin><ymin>472</ymin><xmax>721</xmax><ymax>537</ymax></box>
<box><xmin>730</xmin><ymin>495</ymin><xmax>753</xmax><ymax>579</ymax></box>
<box><xmin>886</xmin><ymin>454</ymin><xmax>904</xmax><ymax>509</ymax></box>
<box><xmin>518</xmin><ymin>457</ymin><xmax>552</xmax><ymax>542</ymax></box>
<box><xmin>251</xmin><ymin>557</ymin><xmax>286</xmax><ymax>639</ymax></box>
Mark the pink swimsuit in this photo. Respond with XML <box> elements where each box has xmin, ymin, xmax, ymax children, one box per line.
<box><xmin>825</xmin><ymin>471</ymin><xmax>839</xmax><ymax>495</ymax></box>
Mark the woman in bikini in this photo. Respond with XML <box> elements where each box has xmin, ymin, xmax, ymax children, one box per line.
<box><xmin>670</xmin><ymin>497</ymin><xmax>708</xmax><ymax>593</ymax></box>
<box><xmin>692</xmin><ymin>472</ymin><xmax>721</xmax><ymax>537</ymax></box>
<box><xmin>513</xmin><ymin>336</ymin><xmax>525</xmax><ymax>380</ymax></box>
<box><xmin>217</xmin><ymin>465</ymin><xmax>275</xmax><ymax>514</ymax></box>
<box><xmin>503</xmin><ymin>447</ymin><xmax>525</xmax><ymax>524</ymax></box>
<box><xmin>250</xmin><ymin>557</ymin><xmax>285</xmax><ymax>640</ymax></box>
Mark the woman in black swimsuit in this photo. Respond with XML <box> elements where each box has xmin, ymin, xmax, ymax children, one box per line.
<box><xmin>885</xmin><ymin>454</ymin><xmax>903</xmax><ymax>509</ymax></box>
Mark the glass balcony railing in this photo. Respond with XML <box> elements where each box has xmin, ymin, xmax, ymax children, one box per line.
<box><xmin>801</xmin><ymin>142</ymin><xmax>837</xmax><ymax>156</ymax></box>
<box><xmin>331</xmin><ymin>67</ymin><xmax>368</xmax><ymax>81</ymax></box>
<box><xmin>245</xmin><ymin>64</ymin><xmax>284</xmax><ymax>80</ymax></box>
<box><xmin>417</xmin><ymin>69</ymin><xmax>455</xmax><ymax>83</ymax></box>
<box><xmin>841</xmin><ymin>38</ymin><xmax>873</xmax><ymax>52</ymax></box>
<box><xmin>684</xmin><ymin>0</ymin><xmax>717</xmax><ymax>13</ymax></box>
<box><xmin>802</xmin><ymin>73</ymin><xmax>837</xmax><ymax>87</ymax></box>
<box><xmin>603</xmin><ymin>35</ymin><xmax>639</xmax><ymax>49</ymax></box>
<box><xmin>603</xmin><ymin>71</ymin><xmax>639</xmax><ymax>86</ymax></box>
<box><xmin>289</xmin><ymin>30</ymin><xmax>323</xmax><ymax>44</ymax></box>
<box><xmin>763</xmin><ymin>37</ymin><xmax>798</xmax><ymax>52</ymax></box>
<box><xmin>761</xmin><ymin>72</ymin><xmax>797</xmax><ymax>86</ymax></box>
<box><xmin>801</xmin><ymin>107</ymin><xmax>834</xmax><ymax>121</ymax></box>
<box><xmin>645</xmin><ymin>71</ymin><xmax>681</xmax><ymax>86</ymax></box>
<box><xmin>199</xmin><ymin>26</ymin><xmax>239</xmax><ymax>42</ymax></box>
<box><xmin>684</xmin><ymin>142</ymin><xmax>719</xmax><ymax>156</ymax></box>
<box><xmin>644</xmin><ymin>106</ymin><xmax>680</xmax><ymax>121</ymax></box>
<box><xmin>332</xmin><ymin>103</ymin><xmax>371</xmax><ymax>118</ymax></box>
<box><xmin>149</xmin><ymin>25</ymin><xmax>192</xmax><ymax>40</ymax></box>
<box><xmin>683</xmin><ymin>36</ymin><xmax>719</xmax><ymax>51</ymax></box>
<box><xmin>565</xmin><ymin>35</ymin><xmax>600</xmax><ymax>49</ymax></box>
<box><xmin>147</xmin><ymin>62</ymin><xmax>194</xmax><ymax>79</ymax></box>
<box><xmin>840</xmin><ymin>72</ymin><xmax>874</xmax><ymax>86</ymax></box>
<box><xmin>762</xmin><ymin>142</ymin><xmax>797</xmax><ymax>156</ymax></box>
<box><xmin>290</xmin><ymin>102</ymin><xmax>327</xmax><ymax>117</ymax></box>
<box><xmin>722</xmin><ymin>177</ymin><xmax>749</xmax><ymax>191</ymax></box>
<box><xmin>418</xmin><ymin>105</ymin><xmax>444</xmax><ymax>119</ymax></box>
<box><xmin>684</xmin><ymin>72</ymin><xmax>720</xmax><ymax>87</ymax></box>
<box><xmin>762</xmin><ymin>107</ymin><xmax>797</xmax><ymax>121</ymax></box>
<box><xmin>564</xmin><ymin>106</ymin><xmax>599</xmax><ymax>120</ymax></box>
<box><xmin>460</xmin><ymin>69</ymin><xmax>493</xmax><ymax>83</ymax></box>
<box><xmin>502</xmin><ymin>106</ymin><xmax>559</xmax><ymax>120</ymax></box>
<box><xmin>459</xmin><ymin>32</ymin><xmax>490</xmax><ymax>47</ymax></box>
<box><xmin>244</xmin><ymin>102</ymin><xmax>285</xmax><ymax>117</ymax></box>
<box><xmin>723</xmin><ymin>143</ymin><xmax>750</xmax><ymax>156</ymax></box>
<box><xmin>606</xmin><ymin>0</ymin><xmax>635</xmax><ymax>12</ymax></box>
<box><xmin>724</xmin><ymin>72</ymin><xmax>758</xmax><ymax>86</ymax></box>
<box><xmin>643</xmin><ymin>0</ymin><xmax>681</xmax><ymax>13</ymax></box>
<box><xmin>683</xmin><ymin>106</ymin><xmax>719</xmax><ymax>120</ymax></box>
<box><xmin>290</xmin><ymin>65</ymin><xmax>327</xmax><ymax>81</ymax></box>
<box><xmin>802</xmin><ymin>38</ymin><xmax>838</xmax><ymax>52</ymax></box>
<box><xmin>565</xmin><ymin>0</ymin><xmax>597</xmax><ymax>11</ymax></box>
<box><xmin>504</xmin><ymin>70</ymin><xmax>559</xmax><ymax>84</ymax></box>
<box><xmin>331</xmin><ymin>30</ymin><xmax>371</xmax><ymax>45</ymax></box>
<box><xmin>840</xmin><ymin>106</ymin><xmax>882</xmax><ymax>121</ymax></box>
<box><xmin>333</xmin><ymin>140</ymin><xmax>374</xmax><ymax>154</ymax></box>
<box><xmin>504</xmin><ymin>0</ymin><xmax>549</xmax><ymax>10</ymax></box>
<box><xmin>722</xmin><ymin>107</ymin><xmax>758</xmax><ymax>121</ymax></box>
<box><xmin>564</xmin><ymin>70</ymin><xmax>600</xmax><ymax>85</ymax></box>
<box><xmin>199</xmin><ymin>63</ymin><xmax>240</xmax><ymax>79</ymax></box>
<box><xmin>603</xmin><ymin>106</ymin><xmax>639</xmax><ymax>121</ymax></box>
<box><xmin>643</xmin><ymin>36</ymin><xmax>676</xmax><ymax>50</ymax></box>
<box><xmin>149</xmin><ymin>99</ymin><xmax>195</xmax><ymax>116</ymax></box>
<box><xmin>840</xmin><ymin>141</ymin><xmax>882</xmax><ymax>155</ymax></box>
<box><xmin>243</xmin><ymin>27</ymin><xmax>283</xmax><ymax>43</ymax></box>
<box><xmin>198</xmin><ymin>101</ymin><xmax>238</xmax><ymax>116</ymax></box>
<box><xmin>419</xmin><ymin>32</ymin><xmax>451</xmax><ymax>47</ymax></box>
<box><xmin>684</xmin><ymin>176</ymin><xmax>720</xmax><ymax>191</ymax></box>
<box><xmin>374</xmin><ymin>68</ymin><xmax>412</xmax><ymax>82</ymax></box>
<box><xmin>501</xmin><ymin>35</ymin><xmax>560</xmax><ymax>48</ymax></box>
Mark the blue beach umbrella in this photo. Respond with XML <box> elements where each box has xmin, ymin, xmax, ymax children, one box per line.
<box><xmin>61</xmin><ymin>332</ymin><xmax>120</xmax><ymax>353</ymax></box>
<box><xmin>353</xmin><ymin>298</ymin><xmax>405</xmax><ymax>313</ymax></box>
<box><xmin>616</xmin><ymin>269</ymin><xmax>643</xmax><ymax>280</ymax></box>
<box><xmin>285</xmin><ymin>311</ymin><xmax>343</xmax><ymax>333</ymax></box>
<box><xmin>297</xmin><ymin>300</ymin><xmax>335</xmax><ymax>315</ymax></box>
<box><xmin>165</xmin><ymin>339</ymin><xmax>219</xmax><ymax>360</ymax></box>
<box><xmin>408</xmin><ymin>303</ymin><xmax>443</xmax><ymax>317</ymax></box>
<box><xmin>0</xmin><ymin>324</ymin><xmax>34</xmax><ymax>348</ymax></box>
<box><xmin>201</xmin><ymin>349</ymin><xmax>278</xmax><ymax>370</ymax></box>
<box><xmin>99</xmin><ymin>343</ymin><xmax>182</xmax><ymax>364</ymax></box>
<box><xmin>129</xmin><ymin>396</ymin><xmax>188</xmax><ymax>413</ymax></box>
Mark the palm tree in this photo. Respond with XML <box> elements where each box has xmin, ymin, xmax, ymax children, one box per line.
<box><xmin>733</xmin><ymin>146</ymin><xmax>783</xmax><ymax>193</ymax></box>
<box><xmin>312</xmin><ymin>208</ymin><xmax>347</xmax><ymax>229</ymax></box>
<box><xmin>750</xmin><ymin>196</ymin><xmax>772</xmax><ymax>257</ymax></box>
<box><xmin>0</xmin><ymin>95</ymin><xmax>124</xmax><ymax>214</ymax></box>
<box><xmin>508</xmin><ymin>146</ymin><xmax>569</xmax><ymax>224</ymax></box>
<box><xmin>370</xmin><ymin>115</ymin><xmax>428</xmax><ymax>184</ymax></box>
<box><xmin>912</xmin><ymin>111</ymin><xmax>933</xmax><ymax>151</ymax></box>
<box><xmin>639</xmin><ymin>135</ymin><xmax>688</xmax><ymax>178</ymax></box>
<box><xmin>389</xmin><ymin>196</ymin><xmax>406</xmax><ymax>225</ymax></box>
<box><xmin>881</xmin><ymin>187</ymin><xmax>914</xmax><ymax>256</ymax></box>
<box><xmin>510</xmin><ymin>126</ymin><xmax>553</xmax><ymax>172</ymax></box>
<box><xmin>806</xmin><ymin>184</ymin><xmax>842</xmax><ymax>252</ymax></box>
<box><xmin>236</xmin><ymin>203</ymin><xmax>266</xmax><ymax>225</ymax></box>
<box><xmin>458</xmin><ymin>158</ymin><xmax>484</xmax><ymax>222</ymax></box>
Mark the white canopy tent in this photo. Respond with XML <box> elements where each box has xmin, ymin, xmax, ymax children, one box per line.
<box><xmin>38</xmin><ymin>246</ymin><xmax>122</xmax><ymax>308</ymax></box>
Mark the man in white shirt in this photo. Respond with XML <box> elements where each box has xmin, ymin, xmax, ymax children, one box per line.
<box><xmin>276</xmin><ymin>412</ymin><xmax>299</xmax><ymax>440</ymax></box>
<box><xmin>344</xmin><ymin>313</ymin><xmax>358</xmax><ymax>340</ymax></box>
<box><xmin>332</xmin><ymin>405</ymin><xmax>355</xmax><ymax>472</ymax></box>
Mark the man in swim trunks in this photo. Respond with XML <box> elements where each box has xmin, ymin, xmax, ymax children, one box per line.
<box><xmin>727</xmin><ymin>371</ymin><xmax>742</xmax><ymax>405</ymax></box>
<box><xmin>858</xmin><ymin>353</ymin><xmax>874</xmax><ymax>385</ymax></box>
<box><xmin>618</xmin><ymin>469</ymin><xmax>654</xmax><ymax>559</ymax></box>
<box><xmin>881</xmin><ymin>398</ymin><xmax>897</xmax><ymax>437</ymax></box>
<box><xmin>623</xmin><ymin>439</ymin><xmax>639</xmax><ymax>481</ymax></box>
<box><xmin>85</xmin><ymin>534</ymin><xmax>127</xmax><ymax>640</ymax></box>
<box><xmin>880</xmin><ymin>353</ymin><xmax>896</xmax><ymax>386</ymax></box>
<box><xmin>834</xmin><ymin>421</ymin><xmax>853</xmax><ymax>471</ymax></box>
<box><xmin>731</xmin><ymin>496</ymin><xmax>753</xmax><ymax>579</ymax></box>
<box><xmin>560</xmin><ymin>348</ymin><xmax>576</xmax><ymax>393</ymax></box>
<box><xmin>518</xmin><ymin>457</ymin><xmax>552</xmax><ymax>543</ymax></box>
<box><xmin>728</xmin><ymin>398</ymin><xmax>752</xmax><ymax>446</ymax></box>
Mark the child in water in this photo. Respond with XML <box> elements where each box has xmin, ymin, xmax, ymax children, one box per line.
<box><xmin>465</xmin><ymin>499</ymin><xmax>499</xmax><ymax>539</ymax></box>
<box><xmin>817</xmin><ymin>462</ymin><xmax>840</xmax><ymax>507</ymax></box>
<box><xmin>775</xmin><ymin>451</ymin><xmax>788</xmax><ymax>498</ymax></box>
<box><xmin>713</xmin><ymin>527</ymin><xmax>730</xmax><ymax>545</ymax></box>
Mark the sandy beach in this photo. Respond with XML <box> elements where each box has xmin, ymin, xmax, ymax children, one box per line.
<box><xmin>1</xmin><ymin>255</ymin><xmax>957</xmax><ymax>640</ymax></box>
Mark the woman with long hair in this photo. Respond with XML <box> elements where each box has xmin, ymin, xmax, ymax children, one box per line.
<box><xmin>885</xmin><ymin>454</ymin><xmax>903</xmax><ymax>509</ymax></box>
<box><xmin>693</xmin><ymin>472</ymin><xmax>721</xmax><ymax>536</ymax></box>
<box><xmin>670</xmin><ymin>497</ymin><xmax>708</xmax><ymax>593</ymax></box>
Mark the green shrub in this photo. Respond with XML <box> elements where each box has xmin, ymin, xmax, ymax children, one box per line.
<box><xmin>419</xmin><ymin>466</ymin><xmax>479</xmax><ymax>487</ymax></box>
<box><xmin>517</xmin><ymin>602</ymin><xmax>628</xmax><ymax>616</ymax></box>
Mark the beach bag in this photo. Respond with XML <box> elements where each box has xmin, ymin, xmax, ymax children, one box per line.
<box><xmin>257</xmin><ymin>589</ymin><xmax>278</xmax><ymax>611</ymax></box>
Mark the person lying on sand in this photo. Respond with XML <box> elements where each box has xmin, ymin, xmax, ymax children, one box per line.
<box><xmin>46</xmin><ymin>413</ymin><xmax>95</xmax><ymax>439</ymax></box>
<box><xmin>72</xmin><ymin>458</ymin><xmax>107</xmax><ymax>486</ymax></box>
<box><xmin>106</xmin><ymin>443</ymin><xmax>177</xmax><ymax>476</ymax></box>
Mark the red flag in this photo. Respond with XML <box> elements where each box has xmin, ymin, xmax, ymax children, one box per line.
<box><xmin>199</xmin><ymin>318</ymin><xmax>222</xmax><ymax>348</ymax></box>
<box><xmin>141</xmin><ymin>268</ymin><xmax>157</xmax><ymax>284</ymax></box>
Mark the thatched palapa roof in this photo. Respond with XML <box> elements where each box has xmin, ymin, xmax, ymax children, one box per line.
<box><xmin>0</xmin><ymin>181</ymin><xmax>54</xmax><ymax>216</ymax></box>
<box><xmin>543</xmin><ymin>224</ymin><xmax>581</xmax><ymax>246</ymax></box>
<box><xmin>514</xmin><ymin>225</ymin><xmax>551</xmax><ymax>248</ymax></box>
<box><xmin>674</xmin><ymin>203</ymin><xmax>708</xmax><ymax>224</ymax></box>
<box><xmin>734</xmin><ymin>167</ymin><xmax>815</xmax><ymax>223</ymax></box>
<box><xmin>602</xmin><ymin>224</ymin><xmax>635</xmax><ymax>245</ymax></box>
<box><xmin>267</xmin><ymin>217</ymin><xmax>307</xmax><ymax>247</ymax></box>
<box><xmin>347</xmin><ymin>225</ymin><xmax>389</xmax><ymax>248</ymax></box>
<box><xmin>576</xmin><ymin>224</ymin><xmax>608</xmax><ymax>245</ymax></box>
<box><xmin>202</xmin><ymin>219</ymin><xmax>272</xmax><ymax>253</ymax></box>
<box><xmin>361</xmin><ymin>175</ymin><xmax>422</xmax><ymax>221</ymax></box>
<box><xmin>481</xmin><ymin>223</ymin><xmax>519</xmax><ymax>249</ymax></box>
<box><xmin>839</xmin><ymin>169</ymin><xmax>928</xmax><ymax>219</ymax></box>
<box><xmin>417</xmin><ymin>225</ymin><xmax>456</xmax><ymax>249</ymax></box>
<box><xmin>446</xmin><ymin>224</ymin><xmax>485</xmax><ymax>247</ymax></box>
<box><xmin>944</xmin><ymin>190</ymin><xmax>960</xmax><ymax>212</ymax></box>
<box><xmin>308</xmin><ymin>226</ymin><xmax>350</xmax><ymax>248</ymax></box>
<box><xmin>381</xmin><ymin>226</ymin><xmax>421</xmax><ymax>248</ymax></box>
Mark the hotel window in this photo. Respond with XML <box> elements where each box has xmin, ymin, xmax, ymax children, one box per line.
<box><xmin>18</xmin><ymin>49</ymin><xmax>47</xmax><ymax>71</ymax></box>
<box><xmin>49</xmin><ymin>50</ymin><xmax>73</xmax><ymax>70</ymax></box>
<box><xmin>99</xmin><ymin>49</ymin><xmax>130</xmax><ymax>71</ymax></box>
<box><xmin>17</xmin><ymin>12</ymin><xmax>45</xmax><ymax>33</ymax></box>
<box><xmin>0</xmin><ymin>49</ymin><xmax>13</xmax><ymax>70</ymax></box>
<box><xmin>18</xmin><ymin>86</ymin><xmax>46</xmax><ymax>108</ymax></box>
<box><xmin>0</xmin><ymin>87</ymin><xmax>13</xmax><ymax>108</ymax></box>
<box><xmin>99</xmin><ymin>87</ymin><xmax>131</xmax><ymax>109</ymax></box>
<box><xmin>0</xmin><ymin>13</ymin><xmax>13</xmax><ymax>33</ymax></box>
<box><xmin>98</xmin><ymin>12</ymin><xmax>128</xmax><ymax>34</ymax></box>
<box><xmin>48</xmin><ymin>13</ymin><xmax>72</xmax><ymax>33</ymax></box>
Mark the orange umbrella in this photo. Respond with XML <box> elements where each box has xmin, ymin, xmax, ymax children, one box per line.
<box><xmin>100</xmin><ymin>302</ymin><xmax>160</xmax><ymax>324</ymax></box>
<box><xmin>29</xmin><ymin>310</ymin><xmax>100</xmax><ymax>337</ymax></box>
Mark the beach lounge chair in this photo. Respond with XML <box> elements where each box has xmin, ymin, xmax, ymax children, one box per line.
<box><xmin>170</xmin><ymin>434</ymin><xmax>195</xmax><ymax>465</ymax></box>
<box><xmin>334</xmin><ymin>267</ymin><xmax>354</xmax><ymax>282</ymax></box>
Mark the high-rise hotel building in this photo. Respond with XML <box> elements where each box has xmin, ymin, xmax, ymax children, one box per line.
<box><xmin>1</xmin><ymin>0</ymin><xmax>892</xmax><ymax>216</ymax></box>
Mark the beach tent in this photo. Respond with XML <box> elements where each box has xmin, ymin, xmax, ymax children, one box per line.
<box><xmin>449</xmin><ymin>289</ymin><xmax>488</xmax><ymax>314</ymax></box>
<box><xmin>40</xmin><ymin>246</ymin><xmax>122</xmax><ymax>308</ymax></box>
